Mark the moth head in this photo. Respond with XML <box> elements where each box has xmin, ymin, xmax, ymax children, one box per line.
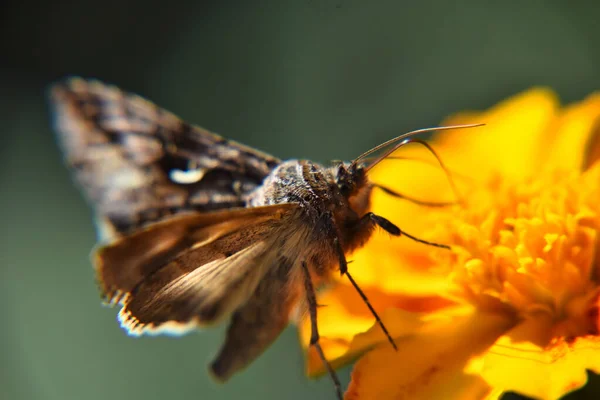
<box><xmin>335</xmin><ymin>162</ymin><xmax>367</xmax><ymax>197</ymax></box>
<box><xmin>335</xmin><ymin>161</ymin><xmax>371</xmax><ymax>217</ymax></box>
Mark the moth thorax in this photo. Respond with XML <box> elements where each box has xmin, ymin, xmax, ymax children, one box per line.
<box><xmin>246</xmin><ymin>160</ymin><xmax>334</xmax><ymax>208</ymax></box>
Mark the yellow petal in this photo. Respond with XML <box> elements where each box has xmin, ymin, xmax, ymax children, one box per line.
<box><xmin>545</xmin><ymin>92</ymin><xmax>600</xmax><ymax>172</ymax></box>
<box><xmin>436</xmin><ymin>88</ymin><xmax>558</xmax><ymax>181</ymax></box>
<box><xmin>482</xmin><ymin>317</ymin><xmax>600</xmax><ymax>399</ymax></box>
<box><xmin>345</xmin><ymin>232</ymin><xmax>455</xmax><ymax>296</ymax></box>
<box><xmin>348</xmin><ymin>159</ymin><xmax>461</xmax><ymax>294</ymax></box>
<box><xmin>584</xmin><ymin>119</ymin><xmax>600</xmax><ymax>171</ymax></box>
<box><xmin>481</xmin><ymin>388</ymin><xmax>505</xmax><ymax>400</ymax></box>
<box><xmin>368</xmin><ymin>153</ymin><xmax>460</xmax><ymax>235</ymax></box>
<box><xmin>344</xmin><ymin>307</ymin><xmax>517</xmax><ymax>400</ymax></box>
<box><xmin>300</xmin><ymin>285</ymin><xmax>455</xmax><ymax>376</ymax></box>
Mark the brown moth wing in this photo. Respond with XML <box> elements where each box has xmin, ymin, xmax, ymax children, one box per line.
<box><xmin>49</xmin><ymin>77</ymin><xmax>280</xmax><ymax>236</ymax></box>
<box><xmin>115</xmin><ymin>225</ymin><xmax>297</xmax><ymax>335</ymax></box>
<box><xmin>95</xmin><ymin>203</ymin><xmax>296</xmax><ymax>305</ymax></box>
<box><xmin>100</xmin><ymin>204</ymin><xmax>298</xmax><ymax>336</ymax></box>
<box><xmin>210</xmin><ymin>256</ymin><xmax>301</xmax><ymax>382</ymax></box>
<box><xmin>119</xmin><ymin>239</ymin><xmax>274</xmax><ymax>336</ymax></box>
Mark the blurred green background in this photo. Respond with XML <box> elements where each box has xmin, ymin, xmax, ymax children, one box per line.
<box><xmin>1</xmin><ymin>1</ymin><xmax>600</xmax><ymax>399</ymax></box>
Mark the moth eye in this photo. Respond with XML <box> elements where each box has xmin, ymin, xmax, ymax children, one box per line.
<box><xmin>169</xmin><ymin>165</ymin><xmax>205</xmax><ymax>184</ymax></box>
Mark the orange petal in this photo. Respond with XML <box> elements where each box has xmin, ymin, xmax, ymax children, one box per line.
<box><xmin>368</xmin><ymin>153</ymin><xmax>461</xmax><ymax>237</ymax></box>
<box><xmin>346</xmin><ymin>164</ymin><xmax>461</xmax><ymax>294</ymax></box>
<box><xmin>344</xmin><ymin>232</ymin><xmax>455</xmax><ymax>295</ymax></box>
<box><xmin>344</xmin><ymin>307</ymin><xmax>517</xmax><ymax>400</ymax></box>
<box><xmin>481</xmin><ymin>317</ymin><xmax>600</xmax><ymax>399</ymax></box>
<box><xmin>545</xmin><ymin>92</ymin><xmax>600</xmax><ymax>172</ymax></box>
<box><xmin>436</xmin><ymin>88</ymin><xmax>558</xmax><ymax>182</ymax></box>
<box><xmin>584</xmin><ymin>118</ymin><xmax>600</xmax><ymax>171</ymax></box>
<box><xmin>300</xmin><ymin>285</ymin><xmax>455</xmax><ymax>376</ymax></box>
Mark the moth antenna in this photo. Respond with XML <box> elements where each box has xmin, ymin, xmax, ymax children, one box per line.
<box><xmin>358</xmin><ymin>155</ymin><xmax>414</xmax><ymax>163</ymax></box>
<box><xmin>365</xmin><ymin>155</ymin><xmax>477</xmax><ymax>190</ymax></box>
<box><xmin>352</xmin><ymin>123</ymin><xmax>484</xmax><ymax>169</ymax></box>
<box><xmin>391</xmin><ymin>138</ymin><xmax>463</xmax><ymax>204</ymax></box>
<box><xmin>356</xmin><ymin>124</ymin><xmax>484</xmax><ymax>204</ymax></box>
<box><xmin>372</xmin><ymin>184</ymin><xmax>456</xmax><ymax>207</ymax></box>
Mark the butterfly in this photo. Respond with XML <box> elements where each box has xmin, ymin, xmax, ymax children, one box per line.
<box><xmin>49</xmin><ymin>77</ymin><xmax>480</xmax><ymax>399</ymax></box>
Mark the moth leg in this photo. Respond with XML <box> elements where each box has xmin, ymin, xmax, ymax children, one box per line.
<box><xmin>334</xmin><ymin>211</ymin><xmax>451</xmax><ymax>351</ymax></box>
<box><xmin>300</xmin><ymin>261</ymin><xmax>343</xmax><ymax>400</ymax></box>
<box><xmin>332</xmin><ymin>237</ymin><xmax>397</xmax><ymax>351</ymax></box>
<box><xmin>364</xmin><ymin>212</ymin><xmax>450</xmax><ymax>249</ymax></box>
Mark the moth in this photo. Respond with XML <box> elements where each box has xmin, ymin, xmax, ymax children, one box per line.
<box><xmin>49</xmin><ymin>77</ymin><xmax>478</xmax><ymax>399</ymax></box>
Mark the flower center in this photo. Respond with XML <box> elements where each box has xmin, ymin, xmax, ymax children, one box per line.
<box><xmin>433</xmin><ymin>164</ymin><xmax>600</xmax><ymax>342</ymax></box>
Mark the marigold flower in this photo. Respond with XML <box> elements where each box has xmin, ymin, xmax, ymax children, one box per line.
<box><xmin>298</xmin><ymin>88</ymin><xmax>600</xmax><ymax>400</ymax></box>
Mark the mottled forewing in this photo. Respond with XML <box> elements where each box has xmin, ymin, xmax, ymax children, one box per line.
<box><xmin>95</xmin><ymin>204</ymin><xmax>296</xmax><ymax>304</ymax></box>
<box><xmin>49</xmin><ymin>78</ymin><xmax>280</xmax><ymax>236</ymax></box>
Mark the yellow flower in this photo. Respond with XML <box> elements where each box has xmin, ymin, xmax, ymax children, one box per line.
<box><xmin>298</xmin><ymin>88</ymin><xmax>600</xmax><ymax>399</ymax></box>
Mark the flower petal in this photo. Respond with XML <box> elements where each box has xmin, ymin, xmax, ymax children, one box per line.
<box><xmin>344</xmin><ymin>307</ymin><xmax>517</xmax><ymax>400</ymax></box>
<box><xmin>546</xmin><ymin>92</ymin><xmax>600</xmax><ymax>172</ymax></box>
<box><xmin>351</xmin><ymin>155</ymin><xmax>463</xmax><ymax>292</ymax></box>
<box><xmin>584</xmin><ymin>113</ymin><xmax>600</xmax><ymax>171</ymax></box>
<box><xmin>345</xmin><ymin>231</ymin><xmax>456</xmax><ymax>295</ymax></box>
<box><xmin>482</xmin><ymin>319</ymin><xmax>600</xmax><ymax>400</ymax></box>
<box><xmin>436</xmin><ymin>88</ymin><xmax>558</xmax><ymax>181</ymax></box>
<box><xmin>368</xmin><ymin>154</ymin><xmax>460</xmax><ymax>236</ymax></box>
<box><xmin>300</xmin><ymin>285</ymin><xmax>455</xmax><ymax>376</ymax></box>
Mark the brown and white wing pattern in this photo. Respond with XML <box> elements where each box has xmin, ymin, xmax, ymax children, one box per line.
<box><xmin>95</xmin><ymin>203</ymin><xmax>305</xmax><ymax>380</ymax></box>
<box><xmin>49</xmin><ymin>77</ymin><xmax>280</xmax><ymax>237</ymax></box>
<box><xmin>95</xmin><ymin>204</ymin><xmax>299</xmax><ymax>336</ymax></box>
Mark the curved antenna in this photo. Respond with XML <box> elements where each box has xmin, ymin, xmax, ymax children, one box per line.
<box><xmin>361</xmin><ymin>155</ymin><xmax>477</xmax><ymax>185</ymax></box>
<box><xmin>356</xmin><ymin>123</ymin><xmax>485</xmax><ymax>204</ymax></box>
<box><xmin>401</xmin><ymin>138</ymin><xmax>463</xmax><ymax>203</ymax></box>
<box><xmin>352</xmin><ymin>124</ymin><xmax>484</xmax><ymax>170</ymax></box>
<box><xmin>371</xmin><ymin>184</ymin><xmax>457</xmax><ymax>207</ymax></box>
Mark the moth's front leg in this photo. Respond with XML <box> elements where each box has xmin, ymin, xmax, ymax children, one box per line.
<box><xmin>300</xmin><ymin>260</ymin><xmax>343</xmax><ymax>400</ymax></box>
<box><xmin>357</xmin><ymin>212</ymin><xmax>450</xmax><ymax>249</ymax></box>
<box><xmin>331</xmin><ymin>235</ymin><xmax>398</xmax><ymax>351</ymax></box>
